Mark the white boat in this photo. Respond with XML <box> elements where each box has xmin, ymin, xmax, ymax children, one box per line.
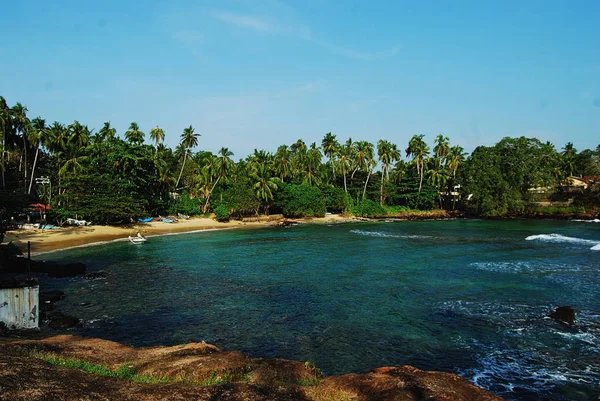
<box><xmin>128</xmin><ymin>233</ymin><xmax>147</xmax><ymax>245</ymax></box>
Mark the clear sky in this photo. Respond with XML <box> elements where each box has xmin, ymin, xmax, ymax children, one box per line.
<box><xmin>1</xmin><ymin>0</ymin><xmax>599</xmax><ymax>159</ymax></box>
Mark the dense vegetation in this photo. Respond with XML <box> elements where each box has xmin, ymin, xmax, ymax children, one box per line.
<box><xmin>1</xmin><ymin>94</ymin><xmax>599</xmax><ymax>238</ymax></box>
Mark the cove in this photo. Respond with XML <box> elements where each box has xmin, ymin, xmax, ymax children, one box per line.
<box><xmin>39</xmin><ymin>219</ymin><xmax>600</xmax><ymax>400</ymax></box>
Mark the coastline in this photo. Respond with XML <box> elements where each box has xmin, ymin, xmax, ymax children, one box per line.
<box><xmin>4</xmin><ymin>214</ymin><xmax>357</xmax><ymax>255</ymax></box>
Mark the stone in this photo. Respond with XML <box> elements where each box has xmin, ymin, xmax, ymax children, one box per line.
<box><xmin>548</xmin><ymin>306</ymin><xmax>576</xmax><ymax>325</ymax></box>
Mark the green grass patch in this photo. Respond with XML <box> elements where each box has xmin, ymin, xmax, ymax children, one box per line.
<box><xmin>27</xmin><ymin>350</ymin><xmax>252</xmax><ymax>387</ymax></box>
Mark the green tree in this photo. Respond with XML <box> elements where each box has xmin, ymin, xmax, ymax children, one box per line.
<box><xmin>252</xmin><ymin>163</ymin><xmax>279</xmax><ymax>214</ymax></box>
<box><xmin>377</xmin><ymin>139</ymin><xmax>400</xmax><ymax>205</ymax></box>
<box><xmin>124</xmin><ymin>122</ymin><xmax>145</xmax><ymax>145</ymax></box>
<box><xmin>149</xmin><ymin>125</ymin><xmax>165</xmax><ymax>154</ymax></box>
<box><xmin>321</xmin><ymin>132</ymin><xmax>339</xmax><ymax>182</ymax></box>
<box><xmin>27</xmin><ymin>117</ymin><xmax>47</xmax><ymax>195</ymax></box>
<box><xmin>175</xmin><ymin>125</ymin><xmax>200</xmax><ymax>188</ymax></box>
<box><xmin>406</xmin><ymin>134</ymin><xmax>430</xmax><ymax>192</ymax></box>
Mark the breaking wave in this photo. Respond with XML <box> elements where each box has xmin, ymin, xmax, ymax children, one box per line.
<box><xmin>526</xmin><ymin>234</ymin><xmax>600</xmax><ymax>250</ymax></box>
<box><xmin>571</xmin><ymin>219</ymin><xmax>600</xmax><ymax>223</ymax></box>
<box><xmin>349</xmin><ymin>229</ymin><xmax>431</xmax><ymax>239</ymax></box>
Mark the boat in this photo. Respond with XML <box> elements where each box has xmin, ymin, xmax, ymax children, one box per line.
<box><xmin>159</xmin><ymin>215</ymin><xmax>177</xmax><ymax>223</ymax></box>
<box><xmin>128</xmin><ymin>233</ymin><xmax>147</xmax><ymax>245</ymax></box>
<box><xmin>138</xmin><ymin>217</ymin><xmax>153</xmax><ymax>223</ymax></box>
<box><xmin>177</xmin><ymin>213</ymin><xmax>189</xmax><ymax>220</ymax></box>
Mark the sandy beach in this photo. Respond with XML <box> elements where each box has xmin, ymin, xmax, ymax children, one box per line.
<box><xmin>4</xmin><ymin>214</ymin><xmax>356</xmax><ymax>254</ymax></box>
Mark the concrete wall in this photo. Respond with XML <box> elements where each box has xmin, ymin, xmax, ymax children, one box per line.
<box><xmin>0</xmin><ymin>285</ymin><xmax>39</xmax><ymax>329</ymax></box>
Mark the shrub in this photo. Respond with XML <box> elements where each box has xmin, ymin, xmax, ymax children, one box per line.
<box><xmin>214</xmin><ymin>205</ymin><xmax>231</xmax><ymax>222</ymax></box>
<box><xmin>322</xmin><ymin>186</ymin><xmax>349</xmax><ymax>213</ymax></box>
<box><xmin>276</xmin><ymin>183</ymin><xmax>326</xmax><ymax>218</ymax></box>
<box><xmin>170</xmin><ymin>192</ymin><xmax>202</xmax><ymax>216</ymax></box>
<box><xmin>351</xmin><ymin>199</ymin><xmax>386</xmax><ymax>218</ymax></box>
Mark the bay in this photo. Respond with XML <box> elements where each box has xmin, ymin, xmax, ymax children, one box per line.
<box><xmin>39</xmin><ymin>219</ymin><xmax>600</xmax><ymax>400</ymax></box>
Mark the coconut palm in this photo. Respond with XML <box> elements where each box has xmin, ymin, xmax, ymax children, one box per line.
<box><xmin>354</xmin><ymin>141</ymin><xmax>375</xmax><ymax>200</ymax></box>
<box><xmin>27</xmin><ymin>117</ymin><xmax>47</xmax><ymax>194</ymax></box>
<box><xmin>12</xmin><ymin>103</ymin><xmax>30</xmax><ymax>190</ymax></box>
<box><xmin>427</xmin><ymin>165</ymin><xmax>449</xmax><ymax>208</ymax></box>
<box><xmin>125</xmin><ymin>122</ymin><xmax>145</xmax><ymax>145</ymax></box>
<box><xmin>203</xmin><ymin>147</ymin><xmax>234</xmax><ymax>212</ymax></box>
<box><xmin>274</xmin><ymin>145</ymin><xmax>292</xmax><ymax>182</ymax></box>
<box><xmin>447</xmin><ymin>145</ymin><xmax>467</xmax><ymax>210</ymax></box>
<box><xmin>338</xmin><ymin>138</ymin><xmax>354</xmax><ymax>192</ymax></box>
<box><xmin>175</xmin><ymin>125</ymin><xmax>200</xmax><ymax>188</ymax></box>
<box><xmin>406</xmin><ymin>134</ymin><xmax>430</xmax><ymax>192</ymax></box>
<box><xmin>391</xmin><ymin>159</ymin><xmax>408</xmax><ymax>184</ymax></box>
<box><xmin>321</xmin><ymin>132</ymin><xmax>339</xmax><ymax>181</ymax></box>
<box><xmin>149</xmin><ymin>125</ymin><xmax>165</xmax><ymax>154</ymax></box>
<box><xmin>252</xmin><ymin>163</ymin><xmax>279</xmax><ymax>214</ymax></box>
<box><xmin>98</xmin><ymin>121</ymin><xmax>117</xmax><ymax>142</ymax></box>
<box><xmin>377</xmin><ymin>139</ymin><xmax>400</xmax><ymax>205</ymax></box>
<box><xmin>302</xmin><ymin>144</ymin><xmax>322</xmax><ymax>186</ymax></box>
<box><xmin>433</xmin><ymin>134</ymin><xmax>450</xmax><ymax>165</ymax></box>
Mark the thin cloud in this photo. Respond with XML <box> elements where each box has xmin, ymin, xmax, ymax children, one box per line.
<box><xmin>209</xmin><ymin>10</ymin><xmax>274</xmax><ymax>32</ymax></box>
<box><xmin>209</xmin><ymin>9</ymin><xmax>398</xmax><ymax>61</ymax></box>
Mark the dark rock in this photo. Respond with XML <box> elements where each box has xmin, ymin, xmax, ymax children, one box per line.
<box><xmin>85</xmin><ymin>270</ymin><xmax>108</xmax><ymax>280</ymax></box>
<box><xmin>549</xmin><ymin>306</ymin><xmax>576</xmax><ymax>325</ymax></box>
<box><xmin>47</xmin><ymin>312</ymin><xmax>79</xmax><ymax>329</ymax></box>
<box><xmin>0</xmin><ymin>321</ymin><xmax>7</xmax><ymax>336</ymax></box>
<box><xmin>39</xmin><ymin>290</ymin><xmax>65</xmax><ymax>304</ymax></box>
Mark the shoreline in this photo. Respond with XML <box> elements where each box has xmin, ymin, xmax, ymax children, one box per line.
<box><xmin>4</xmin><ymin>214</ymin><xmax>358</xmax><ymax>255</ymax></box>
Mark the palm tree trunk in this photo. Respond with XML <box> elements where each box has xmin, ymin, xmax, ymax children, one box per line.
<box><xmin>343</xmin><ymin>171</ymin><xmax>347</xmax><ymax>193</ymax></box>
<box><xmin>418</xmin><ymin>161</ymin><xmax>424</xmax><ymax>192</ymax></box>
<box><xmin>175</xmin><ymin>150</ymin><xmax>188</xmax><ymax>188</ymax></box>
<box><xmin>28</xmin><ymin>146</ymin><xmax>39</xmax><ymax>195</ymax></box>
<box><xmin>362</xmin><ymin>168</ymin><xmax>371</xmax><ymax>200</ymax></box>
<box><xmin>203</xmin><ymin>175</ymin><xmax>221</xmax><ymax>213</ymax></box>
<box><xmin>380</xmin><ymin>170</ymin><xmax>385</xmax><ymax>205</ymax></box>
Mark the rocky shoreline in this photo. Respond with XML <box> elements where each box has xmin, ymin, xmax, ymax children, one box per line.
<box><xmin>0</xmin><ymin>335</ymin><xmax>503</xmax><ymax>400</ymax></box>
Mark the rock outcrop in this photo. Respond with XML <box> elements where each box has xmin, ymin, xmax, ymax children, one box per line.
<box><xmin>0</xmin><ymin>335</ymin><xmax>503</xmax><ymax>400</ymax></box>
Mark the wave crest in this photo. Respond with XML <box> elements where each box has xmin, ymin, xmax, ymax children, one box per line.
<box><xmin>526</xmin><ymin>234</ymin><xmax>599</xmax><ymax>250</ymax></box>
<box><xmin>350</xmin><ymin>229</ymin><xmax>431</xmax><ymax>239</ymax></box>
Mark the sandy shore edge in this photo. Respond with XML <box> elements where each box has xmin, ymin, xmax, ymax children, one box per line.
<box><xmin>4</xmin><ymin>214</ymin><xmax>358</xmax><ymax>255</ymax></box>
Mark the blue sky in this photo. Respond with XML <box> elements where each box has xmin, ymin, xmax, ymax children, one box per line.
<box><xmin>1</xmin><ymin>0</ymin><xmax>599</xmax><ymax>159</ymax></box>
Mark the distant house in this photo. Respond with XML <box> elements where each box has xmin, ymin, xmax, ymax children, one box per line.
<box><xmin>564</xmin><ymin>176</ymin><xmax>589</xmax><ymax>190</ymax></box>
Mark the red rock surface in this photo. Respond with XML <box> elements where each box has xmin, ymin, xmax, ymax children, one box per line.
<box><xmin>0</xmin><ymin>335</ymin><xmax>503</xmax><ymax>400</ymax></box>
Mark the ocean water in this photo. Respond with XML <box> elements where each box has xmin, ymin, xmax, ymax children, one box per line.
<box><xmin>38</xmin><ymin>219</ymin><xmax>600</xmax><ymax>400</ymax></box>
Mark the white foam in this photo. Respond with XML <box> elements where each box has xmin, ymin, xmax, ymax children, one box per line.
<box><xmin>525</xmin><ymin>233</ymin><xmax>599</xmax><ymax>247</ymax></box>
<box><xmin>571</xmin><ymin>219</ymin><xmax>600</xmax><ymax>223</ymax></box>
<box><xmin>350</xmin><ymin>229</ymin><xmax>431</xmax><ymax>239</ymax></box>
<box><xmin>591</xmin><ymin>243</ymin><xmax>600</xmax><ymax>251</ymax></box>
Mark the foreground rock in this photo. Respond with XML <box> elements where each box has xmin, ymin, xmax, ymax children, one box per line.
<box><xmin>0</xmin><ymin>335</ymin><xmax>502</xmax><ymax>400</ymax></box>
<box><xmin>548</xmin><ymin>306</ymin><xmax>576</xmax><ymax>325</ymax></box>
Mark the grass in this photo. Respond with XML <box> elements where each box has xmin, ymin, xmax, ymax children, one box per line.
<box><xmin>27</xmin><ymin>350</ymin><xmax>248</xmax><ymax>386</ymax></box>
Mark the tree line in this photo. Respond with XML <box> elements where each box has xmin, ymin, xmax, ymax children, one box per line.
<box><xmin>1</xmin><ymin>94</ymin><xmax>599</xmax><ymax>232</ymax></box>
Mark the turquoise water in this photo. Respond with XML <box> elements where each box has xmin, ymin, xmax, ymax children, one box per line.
<box><xmin>39</xmin><ymin>220</ymin><xmax>600</xmax><ymax>400</ymax></box>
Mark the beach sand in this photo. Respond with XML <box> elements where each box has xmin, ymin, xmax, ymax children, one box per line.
<box><xmin>4</xmin><ymin>214</ymin><xmax>355</xmax><ymax>254</ymax></box>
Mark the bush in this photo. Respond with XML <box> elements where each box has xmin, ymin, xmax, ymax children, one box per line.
<box><xmin>276</xmin><ymin>183</ymin><xmax>326</xmax><ymax>218</ymax></box>
<box><xmin>170</xmin><ymin>192</ymin><xmax>202</xmax><ymax>216</ymax></box>
<box><xmin>214</xmin><ymin>205</ymin><xmax>231</xmax><ymax>222</ymax></box>
<box><xmin>322</xmin><ymin>186</ymin><xmax>349</xmax><ymax>213</ymax></box>
<box><xmin>351</xmin><ymin>199</ymin><xmax>386</xmax><ymax>218</ymax></box>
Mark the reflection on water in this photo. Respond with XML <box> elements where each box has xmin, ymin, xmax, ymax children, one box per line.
<box><xmin>39</xmin><ymin>220</ymin><xmax>600</xmax><ymax>400</ymax></box>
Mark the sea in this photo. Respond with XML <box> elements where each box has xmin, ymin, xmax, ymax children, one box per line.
<box><xmin>37</xmin><ymin>219</ymin><xmax>600</xmax><ymax>400</ymax></box>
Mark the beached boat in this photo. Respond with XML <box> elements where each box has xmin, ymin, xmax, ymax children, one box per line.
<box><xmin>138</xmin><ymin>217</ymin><xmax>153</xmax><ymax>223</ymax></box>
<box><xmin>159</xmin><ymin>215</ymin><xmax>178</xmax><ymax>223</ymax></box>
<box><xmin>65</xmin><ymin>218</ymin><xmax>91</xmax><ymax>226</ymax></box>
<box><xmin>177</xmin><ymin>213</ymin><xmax>189</xmax><ymax>220</ymax></box>
<box><xmin>128</xmin><ymin>233</ymin><xmax>147</xmax><ymax>245</ymax></box>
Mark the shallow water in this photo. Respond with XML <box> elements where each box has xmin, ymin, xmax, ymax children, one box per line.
<box><xmin>39</xmin><ymin>219</ymin><xmax>600</xmax><ymax>400</ymax></box>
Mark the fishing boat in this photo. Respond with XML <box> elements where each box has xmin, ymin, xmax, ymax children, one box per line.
<box><xmin>138</xmin><ymin>217</ymin><xmax>153</xmax><ymax>223</ymax></box>
<box><xmin>177</xmin><ymin>213</ymin><xmax>189</xmax><ymax>220</ymax></box>
<box><xmin>128</xmin><ymin>233</ymin><xmax>147</xmax><ymax>245</ymax></box>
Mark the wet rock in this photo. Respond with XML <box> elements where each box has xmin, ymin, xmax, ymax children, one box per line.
<box><xmin>47</xmin><ymin>312</ymin><xmax>80</xmax><ymax>329</ymax></box>
<box><xmin>548</xmin><ymin>306</ymin><xmax>576</xmax><ymax>325</ymax></box>
<box><xmin>40</xmin><ymin>290</ymin><xmax>65</xmax><ymax>304</ymax></box>
<box><xmin>85</xmin><ymin>270</ymin><xmax>108</xmax><ymax>280</ymax></box>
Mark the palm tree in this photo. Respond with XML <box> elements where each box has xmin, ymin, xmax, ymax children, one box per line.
<box><xmin>321</xmin><ymin>132</ymin><xmax>339</xmax><ymax>181</ymax></box>
<box><xmin>203</xmin><ymin>147</ymin><xmax>234</xmax><ymax>212</ymax></box>
<box><xmin>149</xmin><ymin>125</ymin><xmax>165</xmax><ymax>154</ymax></box>
<box><xmin>252</xmin><ymin>163</ymin><xmax>279</xmax><ymax>214</ymax></box>
<box><xmin>302</xmin><ymin>144</ymin><xmax>322</xmax><ymax>186</ymax></box>
<box><xmin>377</xmin><ymin>139</ymin><xmax>400</xmax><ymax>205</ymax></box>
<box><xmin>98</xmin><ymin>121</ymin><xmax>117</xmax><ymax>142</ymax></box>
<box><xmin>338</xmin><ymin>138</ymin><xmax>354</xmax><ymax>192</ymax></box>
<box><xmin>433</xmin><ymin>134</ymin><xmax>450</xmax><ymax>165</ymax></box>
<box><xmin>406</xmin><ymin>134</ymin><xmax>430</xmax><ymax>192</ymax></box>
<box><xmin>0</xmin><ymin>97</ymin><xmax>14</xmax><ymax>189</ymax></box>
<box><xmin>447</xmin><ymin>145</ymin><xmax>467</xmax><ymax>210</ymax></box>
<box><xmin>274</xmin><ymin>145</ymin><xmax>291</xmax><ymax>182</ymax></box>
<box><xmin>12</xmin><ymin>103</ymin><xmax>29</xmax><ymax>190</ymax></box>
<box><xmin>561</xmin><ymin>142</ymin><xmax>577</xmax><ymax>177</ymax></box>
<box><xmin>27</xmin><ymin>117</ymin><xmax>47</xmax><ymax>195</ymax></box>
<box><xmin>391</xmin><ymin>159</ymin><xmax>408</xmax><ymax>184</ymax></box>
<box><xmin>427</xmin><ymin>165</ymin><xmax>449</xmax><ymax>208</ymax></box>
<box><xmin>125</xmin><ymin>122</ymin><xmax>145</xmax><ymax>145</ymax></box>
<box><xmin>354</xmin><ymin>141</ymin><xmax>375</xmax><ymax>200</ymax></box>
<box><xmin>175</xmin><ymin>125</ymin><xmax>200</xmax><ymax>188</ymax></box>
